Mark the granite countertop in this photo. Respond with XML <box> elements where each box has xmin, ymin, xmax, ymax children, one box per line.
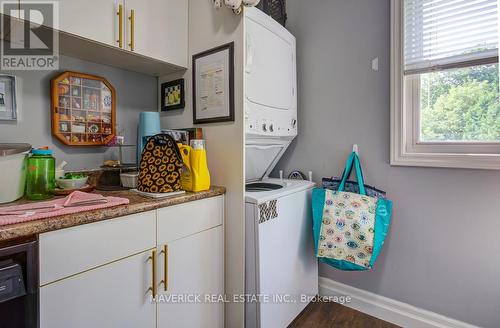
<box><xmin>0</xmin><ymin>187</ymin><xmax>226</xmax><ymax>242</ymax></box>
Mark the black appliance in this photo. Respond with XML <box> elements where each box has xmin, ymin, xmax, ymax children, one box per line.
<box><xmin>0</xmin><ymin>238</ymin><xmax>38</xmax><ymax>328</ymax></box>
<box><xmin>256</xmin><ymin>0</ymin><xmax>287</xmax><ymax>26</ymax></box>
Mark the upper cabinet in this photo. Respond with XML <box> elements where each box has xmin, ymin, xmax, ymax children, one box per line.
<box><xmin>56</xmin><ymin>0</ymin><xmax>188</xmax><ymax>68</ymax></box>
<box><xmin>125</xmin><ymin>0</ymin><xmax>188</xmax><ymax>68</ymax></box>
<box><xmin>57</xmin><ymin>0</ymin><xmax>121</xmax><ymax>47</ymax></box>
<box><xmin>9</xmin><ymin>0</ymin><xmax>188</xmax><ymax>73</ymax></box>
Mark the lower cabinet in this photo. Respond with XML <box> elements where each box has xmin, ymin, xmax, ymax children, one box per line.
<box><xmin>157</xmin><ymin>226</ymin><xmax>224</xmax><ymax>328</ymax></box>
<box><xmin>39</xmin><ymin>196</ymin><xmax>224</xmax><ymax>328</ymax></box>
<box><xmin>40</xmin><ymin>250</ymin><xmax>156</xmax><ymax>328</ymax></box>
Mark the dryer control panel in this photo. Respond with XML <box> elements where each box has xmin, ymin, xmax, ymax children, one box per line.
<box><xmin>245</xmin><ymin>108</ymin><xmax>297</xmax><ymax>137</ymax></box>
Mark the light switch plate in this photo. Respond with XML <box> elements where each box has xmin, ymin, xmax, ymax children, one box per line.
<box><xmin>372</xmin><ymin>57</ymin><xmax>379</xmax><ymax>71</ymax></box>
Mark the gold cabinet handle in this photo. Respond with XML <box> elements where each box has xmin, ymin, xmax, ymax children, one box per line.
<box><xmin>160</xmin><ymin>245</ymin><xmax>168</xmax><ymax>291</ymax></box>
<box><xmin>148</xmin><ymin>250</ymin><xmax>157</xmax><ymax>299</ymax></box>
<box><xmin>116</xmin><ymin>4</ymin><xmax>123</xmax><ymax>48</ymax></box>
<box><xmin>128</xmin><ymin>9</ymin><xmax>135</xmax><ymax>51</ymax></box>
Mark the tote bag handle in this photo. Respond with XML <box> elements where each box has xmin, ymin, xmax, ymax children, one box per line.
<box><xmin>338</xmin><ymin>152</ymin><xmax>367</xmax><ymax>195</ymax></box>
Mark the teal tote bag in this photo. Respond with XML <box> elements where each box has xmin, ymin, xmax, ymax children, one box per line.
<box><xmin>312</xmin><ymin>152</ymin><xmax>392</xmax><ymax>271</ymax></box>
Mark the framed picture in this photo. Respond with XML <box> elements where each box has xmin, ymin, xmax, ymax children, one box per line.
<box><xmin>0</xmin><ymin>75</ymin><xmax>17</xmax><ymax>121</ymax></box>
<box><xmin>161</xmin><ymin>78</ymin><xmax>185</xmax><ymax>111</ymax></box>
<box><xmin>161</xmin><ymin>129</ymin><xmax>190</xmax><ymax>144</ymax></box>
<box><xmin>193</xmin><ymin>42</ymin><xmax>234</xmax><ymax>124</ymax></box>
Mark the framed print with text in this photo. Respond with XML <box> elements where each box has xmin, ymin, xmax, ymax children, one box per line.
<box><xmin>192</xmin><ymin>42</ymin><xmax>234</xmax><ymax>124</ymax></box>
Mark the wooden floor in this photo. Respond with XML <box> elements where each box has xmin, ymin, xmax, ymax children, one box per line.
<box><xmin>289</xmin><ymin>301</ymin><xmax>400</xmax><ymax>328</ymax></box>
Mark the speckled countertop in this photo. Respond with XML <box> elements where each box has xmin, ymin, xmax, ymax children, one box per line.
<box><xmin>0</xmin><ymin>187</ymin><xmax>225</xmax><ymax>242</ymax></box>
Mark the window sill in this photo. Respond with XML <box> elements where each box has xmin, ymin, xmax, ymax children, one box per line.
<box><xmin>390</xmin><ymin>150</ymin><xmax>500</xmax><ymax>170</ymax></box>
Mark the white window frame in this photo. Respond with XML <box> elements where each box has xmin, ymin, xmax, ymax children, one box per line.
<box><xmin>390</xmin><ymin>0</ymin><xmax>500</xmax><ymax>170</ymax></box>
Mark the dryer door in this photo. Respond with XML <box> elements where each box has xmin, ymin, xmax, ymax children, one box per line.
<box><xmin>245</xmin><ymin>12</ymin><xmax>296</xmax><ymax>111</ymax></box>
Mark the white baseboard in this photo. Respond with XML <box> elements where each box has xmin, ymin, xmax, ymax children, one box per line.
<box><xmin>319</xmin><ymin>277</ymin><xmax>479</xmax><ymax>328</ymax></box>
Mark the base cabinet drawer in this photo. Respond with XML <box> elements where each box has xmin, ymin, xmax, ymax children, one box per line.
<box><xmin>40</xmin><ymin>250</ymin><xmax>156</xmax><ymax>328</ymax></box>
<box><xmin>157</xmin><ymin>196</ymin><xmax>224</xmax><ymax>243</ymax></box>
<box><xmin>39</xmin><ymin>211</ymin><xmax>156</xmax><ymax>285</ymax></box>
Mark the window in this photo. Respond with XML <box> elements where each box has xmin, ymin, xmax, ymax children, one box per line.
<box><xmin>391</xmin><ymin>0</ymin><xmax>500</xmax><ymax>169</ymax></box>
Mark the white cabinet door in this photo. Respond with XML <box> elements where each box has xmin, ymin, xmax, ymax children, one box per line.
<box><xmin>125</xmin><ymin>0</ymin><xmax>188</xmax><ymax>67</ymax></box>
<box><xmin>157</xmin><ymin>226</ymin><xmax>224</xmax><ymax>328</ymax></box>
<box><xmin>0</xmin><ymin>1</ymin><xmax>17</xmax><ymax>40</ymax></box>
<box><xmin>0</xmin><ymin>1</ymin><xmax>18</xmax><ymax>17</ymax></box>
<box><xmin>55</xmin><ymin>0</ymin><xmax>122</xmax><ymax>47</ymax></box>
<box><xmin>40</xmin><ymin>250</ymin><xmax>156</xmax><ymax>328</ymax></box>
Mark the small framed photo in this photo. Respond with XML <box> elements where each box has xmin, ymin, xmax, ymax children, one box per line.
<box><xmin>0</xmin><ymin>75</ymin><xmax>17</xmax><ymax>121</ymax></box>
<box><xmin>161</xmin><ymin>129</ymin><xmax>190</xmax><ymax>145</ymax></box>
<box><xmin>193</xmin><ymin>42</ymin><xmax>235</xmax><ymax>124</ymax></box>
<box><xmin>161</xmin><ymin>78</ymin><xmax>185</xmax><ymax>111</ymax></box>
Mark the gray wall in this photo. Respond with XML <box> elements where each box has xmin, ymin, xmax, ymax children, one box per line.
<box><xmin>0</xmin><ymin>53</ymin><xmax>157</xmax><ymax>170</ymax></box>
<box><xmin>274</xmin><ymin>1</ymin><xmax>500</xmax><ymax>327</ymax></box>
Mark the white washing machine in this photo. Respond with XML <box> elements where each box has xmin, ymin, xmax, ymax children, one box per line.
<box><xmin>245</xmin><ymin>179</ymin><xmax>318</xmax><ymax>328</ymax></box>
<box><xmin>244</xmin><ymin>8</ymin><xmax>318</xmax><ymax>328</ymax></box>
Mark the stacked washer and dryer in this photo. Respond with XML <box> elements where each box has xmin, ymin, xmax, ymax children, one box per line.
<box><xmin>244</xmin><ymin>8</ymin><xmax>318</xmax><ymax>328</ymax></box>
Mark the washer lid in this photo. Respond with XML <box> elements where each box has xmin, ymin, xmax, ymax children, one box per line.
<box><xmin>245</xmin><ymin>179</ymin><xmax>315</xmax><ymax>204</ymax></box>
<box><xmin>245</xmin><ymin>137</ymin><xmax>293</xmax><ymax>182</ymax></box>
<box><xmin>245</xmin><ymin>182</ymin><xmax>284</xmax><ymax>192</ymax></box>
<box><xmin>0</xmin><ymin>143</ymin><xmax>31</xmax><ymax>156</ymax></box>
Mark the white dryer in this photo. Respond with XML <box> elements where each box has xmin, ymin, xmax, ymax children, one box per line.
<box><xmin>244</xmin><ymin>8</ymin><xmax>318</xmax><ymax>328</ymax></box>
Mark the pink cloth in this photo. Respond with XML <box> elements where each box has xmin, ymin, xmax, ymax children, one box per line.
<box><xmin>0</xmin><ymin>191</ymin><xmax>130</xmax><ymax>226</ymax></box>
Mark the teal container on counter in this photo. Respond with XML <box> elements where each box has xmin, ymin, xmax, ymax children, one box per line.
<box><xmin>26</xmin><ymin>149</ymin><xmax>56</xmax><ymax>200</ymax></box>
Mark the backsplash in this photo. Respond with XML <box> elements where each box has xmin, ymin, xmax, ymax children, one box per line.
<box><xmin>0</xmin><ymin>51</ymin><xmax>157</xmax><ymax>171</ymax></box>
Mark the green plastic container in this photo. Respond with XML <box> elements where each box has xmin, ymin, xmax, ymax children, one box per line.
<box><xmin>26</xmin><ymin>149</ymin><xmax>56</xmax><ymax>200</ymax></box>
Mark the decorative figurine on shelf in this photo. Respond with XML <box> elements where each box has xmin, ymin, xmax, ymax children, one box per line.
<box><xmin>214</xmin><ymin>0</ymin><xmax>260</xmax><ymax>14</ymax></box>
